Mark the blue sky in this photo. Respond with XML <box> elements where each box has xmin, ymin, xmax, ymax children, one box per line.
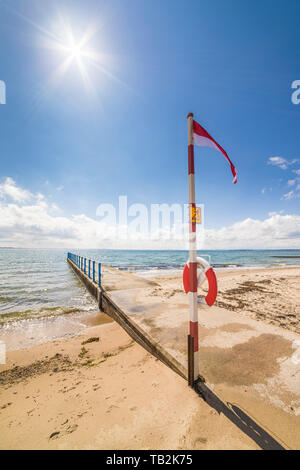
<box><xmin>0</xmin><ymin>0</ymin><xmax>299</xmax><ymax>248</ymax></box>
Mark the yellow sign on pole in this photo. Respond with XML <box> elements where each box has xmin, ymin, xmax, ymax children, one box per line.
<box><xmin>190</xmin><ymin>206</ymin><xmax>202</xmax><ymax>224</ymax></box>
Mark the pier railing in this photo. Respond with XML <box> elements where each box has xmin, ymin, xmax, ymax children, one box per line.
<box><xmin>67</xmin><ymin>252</ymin><xmax>101</xmax><ymax>287</ymax></box>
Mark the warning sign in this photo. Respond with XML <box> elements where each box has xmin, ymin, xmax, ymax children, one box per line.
<box><xmin>190</xmin><ymin>206</ymin><xmax>202</xmax><ymax>224</ymax></box>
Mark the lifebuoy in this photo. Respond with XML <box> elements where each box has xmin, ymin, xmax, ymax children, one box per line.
<box><xmin>183</xmin><ymin>257</ymin><xmax>218</xmax><ymax>307</ymax></box>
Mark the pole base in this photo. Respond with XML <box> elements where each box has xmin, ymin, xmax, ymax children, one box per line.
<box><xmin>188</xmin><ymin>334</ymin><xmax>194</xmax><ymax>387</ymax></box>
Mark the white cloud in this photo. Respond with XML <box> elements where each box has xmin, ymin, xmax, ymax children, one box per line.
<box><xmin>281</xmin><ymin>190</ymin><xmax>296</xmax><ymax>200</ymax></box>
<box><xmin>266</xmin><ymin>159</ymin><xmax>300</xmax><ymax>199</ymax></box>
<box><xmin>282</xmin><ymin>177</ymin><xmax>300</xmax><ymax>200</ymax></box>
<box><xmin>261</xmin><ymin>187</ymin><xmax>272</xmax><ymax>195</ymax></box>
<box><xmin>268</xmin><ymin>157</ymin><xmax>299</xmax><ymax>170</ymax></box>
<box><xmin>0</xmin><ymin>177</ymin><xmax>32</xmax><ymax>203</ymax></box>
<box><xmin>268</xmin><ymin>157</ymin><xmax>289</xmax><ymax>170</ymax></box>
<box><xmin>204</xmin><ymin>213</ymin><xmax>300</xmax><ymax>249</ymax></box>
<box><xmin>0</xmin><ymin>178</ymin><xmax>300</xmax><ymax>249</ymax></box>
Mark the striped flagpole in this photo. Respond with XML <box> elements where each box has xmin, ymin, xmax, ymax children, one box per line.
<box><xmin>187</xmin><ymin>112</ymin><xmax>199</xmax><ymax>383</ymax></box>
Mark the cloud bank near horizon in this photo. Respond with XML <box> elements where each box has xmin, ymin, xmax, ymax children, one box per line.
<box><xmin>0</xmin><ymin>177</ymin><xmax>300</xmax><ymax>250</ymax></box>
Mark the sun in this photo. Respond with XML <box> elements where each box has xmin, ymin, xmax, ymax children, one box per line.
<box><xmin>57</xmin><ymin>30</ymin><xmax>88</xmax><ymax>63</ymax></box>
<box><xmin>61</xmin><ymin>30</ymin><xmax>89</xmax><ymax>63</ymax></box>
<box><xmin>37</xmin><ymin>16</ymin><xmax>128</xmax><ymax>95</ymax></box>
<box><xmin>44</xmin><ymin>22</ymin><xmax>98</xmax><ymax>91</ymax></box>
<box><xmin>68</xmin><ymin>43</ymin><xmax>83</xmax><ymax>60</ymax></box>
<box><xmin>4</xmin><ymin>8</ymin><xmax>129</xmax><ymax>99</ymax></box>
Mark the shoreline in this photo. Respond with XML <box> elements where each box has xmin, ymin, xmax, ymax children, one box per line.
<box><xmin>0</xmin><ymin>265</ymin><xmax>300</xmax><ymax>449</ymax></box>
<box><xmin>1</xmin><ymin>265</ymin><xmax>300</xmax><ymax>352</ymax></box>
<box><xmin>135</xmin><ymin>264</ymin><xmax>300</xmax><ymax>277</ymax></box>
<box><xmin>0</xmin><ymin>310</ymin><xmax>113</xmax><ymax>352</ymax></box>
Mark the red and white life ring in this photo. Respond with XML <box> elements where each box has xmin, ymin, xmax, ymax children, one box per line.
<box><xmin>183</xmin><ymin>257</ymin><xmax>218</xmax><ymax>307</ymax></box>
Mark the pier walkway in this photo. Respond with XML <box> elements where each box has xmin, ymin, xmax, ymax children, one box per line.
<box><xmin>67</xmin><ymin>253</ymin><xmax>300</xmax><ymax>449</ymax></box>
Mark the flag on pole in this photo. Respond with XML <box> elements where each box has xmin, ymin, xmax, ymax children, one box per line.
<box><xmin>193</xmin><ymin>120</ymin><xmax>237</xmax><ymax>184</ymax></box>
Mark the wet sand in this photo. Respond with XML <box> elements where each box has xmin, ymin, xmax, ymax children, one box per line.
<box><xmin>0</xmin><ymin>309</ymin><xmax>112</xmax><ymax>351</ymax></box>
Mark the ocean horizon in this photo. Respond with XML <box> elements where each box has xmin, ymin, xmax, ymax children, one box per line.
<box><xmin>1</xmin><ymin>248</ymin><xmax>300</xmax><ymax>350</ymax></box>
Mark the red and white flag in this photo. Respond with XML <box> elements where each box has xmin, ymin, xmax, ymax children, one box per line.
<box><xmin>193</xmin><ymin>120</ymin><xmax>237</xmax><ymax>184</ymax></box>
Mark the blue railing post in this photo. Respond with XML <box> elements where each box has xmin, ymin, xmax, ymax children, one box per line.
<box><xmin>98</xmin><ymin>263</ymin><xmax>101</xmax><ymax>288</ymax></box>
<box><xmin>68</xmin><ymin>254</ymin><xmax>102</xmax><ymax>287</ymax></box>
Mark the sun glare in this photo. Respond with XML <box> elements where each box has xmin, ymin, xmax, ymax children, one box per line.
<box><xmin>29</xmin><ymin>14</ymin><xmax>130</xmax><ymax>97</ymax></box>
<box><xmin>41</xmin><ymin>19</ymin><xmax>103</xmax><ymax>92</ymax></box>
<box><xmin>68</xmin><ymin>43</ymin><xmax>83</xmax><ymax>59</ymax></box>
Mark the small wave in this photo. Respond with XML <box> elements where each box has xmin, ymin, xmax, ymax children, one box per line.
<box><xmin>0</xmin><ymin>296</ymin><xmax>15</xmax><ymax>303</ymax></box>
<box><xmin>118</xmin><ymin>264</ymin><xmax>184</xmax><ymax>272</ymax></box>
<box><xmin>212</xmin><ymin>263</ymin><xmax>242</xmax><ymax>268</ymax></box>
<box><xmin>0</xmin><ymin>306</ymin><xmax>82</xmax><ymax>327</ymax></box>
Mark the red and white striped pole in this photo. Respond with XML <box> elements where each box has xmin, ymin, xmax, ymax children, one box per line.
<box><xmin>187</xmin><ymin>112</ymin><xmax>199</xmax><ymax>382</ymax></box>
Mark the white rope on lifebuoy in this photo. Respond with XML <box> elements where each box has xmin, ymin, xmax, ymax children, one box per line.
<box><xmin>183</xmin><ymin>256</ymin><xmax>218</xmax><ymax>307</ymax></box>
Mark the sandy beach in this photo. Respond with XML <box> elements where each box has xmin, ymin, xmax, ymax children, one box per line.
<box><xmin>2</xmin><ymin>0</ymin><xmax>299</xmax><ymax>452</ymax></box>
<box><xmin>0</xmin><ymin>266</ymin><xmax>299</xmax><ymax>450</ymax></box>
<box><xmin>149</xmin><ymin>266</ymin><xmax>300</xmax><ymax>334</ymax></box>
<box><xmin>0</xmin><ymin>321</ymin><xmax>261</xmax><ymax>450</ymax></box>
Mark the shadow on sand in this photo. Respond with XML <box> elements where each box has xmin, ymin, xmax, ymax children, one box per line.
<box><xmin>195</xmin><ymin>381</ymin><xmax>286</xmax><ymax>450</ymax></box>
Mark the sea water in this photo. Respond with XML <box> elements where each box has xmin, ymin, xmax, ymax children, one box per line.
<box><xmin>0</xmin><ymin>248</ymin><xmax>299</xmax><ymax>350</ymax></box>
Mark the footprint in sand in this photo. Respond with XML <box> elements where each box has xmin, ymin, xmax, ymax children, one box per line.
<box><xmin>106</xmin><ymin>405</ymin><xmax>119</xmax><ymax>413</ymax></box>
<box><xmin>1</xmin><ymin>402</ymin><xmax>12</xmax><ymax>409</ymax></box>
<box><xmin>49</xmin><ymin>423</ymin><xmax>78</xmax><ymax>440</ymax></box>
<box><xmin>193</xmin><ymin>437</ymin><xmax>207</xmax><ymax>446</ymax></box>
<box><xmin>65</xmin><ymin>424</ymin><xmax>78</xmax><ymax>434</ymax></box>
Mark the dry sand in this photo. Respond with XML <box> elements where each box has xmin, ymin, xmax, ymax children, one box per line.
<box><xmin>0</xmin><ymin>321</ymin><xmax>262</xmax><ymax>450</ymax></box>
<box><xmin>0</xmin><ymin>266</ymin><xmax>299</xmax><ymax>450</ymax></box>
<box><xmin>146</xmin><ymin>266</ymin><xmax>300</xmax><ymax>335</ymax></box>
